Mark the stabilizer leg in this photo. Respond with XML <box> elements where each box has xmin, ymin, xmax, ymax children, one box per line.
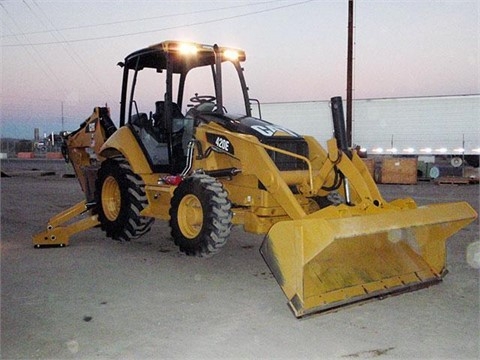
<box><xmin>33</xmin><ymin>201</ymin><xmax>100</xmax><ymax>247</ymax></box>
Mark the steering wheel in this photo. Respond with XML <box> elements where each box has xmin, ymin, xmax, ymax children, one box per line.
<box><xmin>189</xmin><ymin>94</ymin><xmax>216</xmax><ymax>104</ymax></box>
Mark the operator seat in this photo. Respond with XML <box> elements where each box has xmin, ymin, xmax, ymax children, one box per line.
<box><xmin>130</xmin><ymin>112</ymin><xmax>150</xmax><ymax>128</ymax></box>
<box><xmin>172</xmin><ymin>102</ymin><xmax>184</xmax><ymax>119</ymax></box>
<box><xmin>153</xmin><ymin>101</ymin><xmax>166</xmax><ymax>131</ymax></box>
<box><xmin>153</xmin><ymin>101</ymin><xmax>185</xmax><ymax>128</ymax></box>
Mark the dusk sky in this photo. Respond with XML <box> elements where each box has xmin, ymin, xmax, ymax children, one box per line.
<box><xmin>1</xmin><ymin>0</ymin><xmax>478</xmax><ymax>139</ymax></box>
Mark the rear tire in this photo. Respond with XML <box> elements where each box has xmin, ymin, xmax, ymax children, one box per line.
<box><xmin>95</xmin><ymin>157</ymin><xmax>154</xmax><ymax>241</ymax></box>
<box><xmin>169</xmin><ymin>174</ymin><xmax>232</xmax><ymax>257</ymax></box>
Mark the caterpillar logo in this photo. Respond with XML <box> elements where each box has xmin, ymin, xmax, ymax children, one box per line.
<box><xmin>86</xmin><ymin>120</ymin><xmax>97</xmax><ymax>133</ymax></box>
<box><xmin>206</xmin><ymin>133</ymin><xmax>235</xmax><ymax>155</ymax></box>
<box><xmin>251</xmin><ymin>124</ymin><xmax>299</xmax><ymax>137</ymax></box>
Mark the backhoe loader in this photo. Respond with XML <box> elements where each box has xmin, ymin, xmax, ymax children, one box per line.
<box><xmin>33</xmin><ymin>41</ymin><xmax>477</xmax><ymax>317</ymax></box>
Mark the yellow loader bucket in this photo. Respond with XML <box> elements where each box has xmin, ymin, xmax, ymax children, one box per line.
<box><xmin>260</xmin><ymin>201</ymin><xmax>477</xmax><ymax>318</ymax></box>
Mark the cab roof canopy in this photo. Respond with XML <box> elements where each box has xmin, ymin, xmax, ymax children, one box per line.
<box><xmin>122</xmin><ymin>40</ymin><xmax>246</xmax><ymax>74</ymax></box>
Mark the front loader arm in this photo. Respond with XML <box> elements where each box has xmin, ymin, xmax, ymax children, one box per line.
<box><xmin>194</xmin><ymin>124</ymin><xmax>309</xmax><ymax>220</ymax></box>
<box><xmin>240</xmin><ymin>139</ymin><xmax>308</xmax><ymax>220</ymax></box>
<box><xmin>307</xmin><ymin>135</ymin><xmax>387</xmax><ymax>208</ymax></box>
<box><xmin>335</xmin><ymin>149</ymin><xmax>387</xmax><ymax>207</ymax></box>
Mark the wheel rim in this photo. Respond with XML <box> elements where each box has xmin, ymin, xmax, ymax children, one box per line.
<box><xmin>178</xmin><ymin>194</ymin><xmax>203</xmax><ymax>239</ymax></box>
<box><xmin>102</xmin><ymin>175</ymin><xmax>121</xmax><ymax>221</ymax></box>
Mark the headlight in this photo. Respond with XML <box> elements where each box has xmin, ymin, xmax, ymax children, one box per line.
<box><xmin>223</xmin><ymin>49</ymin><xmax>239</xmax><ymax>61</ymax></box>
<box><xmin>178</xmin><ymin>43</ymin><xmax>198</xmax><ymax>55</ymax></box>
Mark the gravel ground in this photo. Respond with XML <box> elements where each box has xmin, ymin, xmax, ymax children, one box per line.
<box><xmin>1</xmin><ymin>159</ymin><xmax>479</xmax><ymax>359</ymax></box>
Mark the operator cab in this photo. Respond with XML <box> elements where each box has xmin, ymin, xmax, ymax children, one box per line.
<box><xmin>118</xmin><ymin>41</ymin><xmax>250</xmax><ymax>174</ymax></box>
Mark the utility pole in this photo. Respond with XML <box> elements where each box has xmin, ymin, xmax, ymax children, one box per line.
<box><xmin>346</xmin><ymin>0</ymin><xmax>354</xmax><ymax>147</ymax></box>
<box><xmin>61</xmin><ymin>101</ymin><xmax>64</xmax><ymax>131</ymax></box>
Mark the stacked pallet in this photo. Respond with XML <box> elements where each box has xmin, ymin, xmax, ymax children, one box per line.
<box><xmin>378</xmin><ymin>158</ymin><xmax>417</xmax><ymax>184</ymax></box>
<box><xmin>435</xmin><ymin>176</ymin><xmax>479</xmax><ymax>185</ymax></box>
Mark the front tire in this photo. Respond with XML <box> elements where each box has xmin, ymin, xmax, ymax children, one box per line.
<box><xmin>95</xmin><ymin>157</ymin><xmax>154</xmax><ymax>241</ymax></box>
<box><xmin>169</xmin><ymin>174</ymin><xmax>232</xmax><ymax>257</ymax></box>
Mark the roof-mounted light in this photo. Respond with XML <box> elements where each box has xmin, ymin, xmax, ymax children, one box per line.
<box><xmin>223</xmin><ymin>49</ymin><xmax>239</xmax><ymax>61</ymax></box>
<box><xmin>178</xmin><ymin>43</ymin><xmax>198</xmax><ymax>55</ymax></box>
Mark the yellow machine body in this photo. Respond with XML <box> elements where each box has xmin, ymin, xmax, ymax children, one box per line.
<box><xmin>33</xmin><ymin>105</ymin><xmax>477</xmax><ymax>317</ymax></box>
<box><xmin>32</xmin><ymin>41</ymin><xmax>477</xmax><ymax>317</ymax></box>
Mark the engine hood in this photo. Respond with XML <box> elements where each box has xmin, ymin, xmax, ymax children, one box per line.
<box><xmin>194</xmin><ymin>112</ymin><xmax>303</xmax><ymax>142</ymax></box>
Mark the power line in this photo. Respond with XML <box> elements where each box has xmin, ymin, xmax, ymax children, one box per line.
<box><xmin>2</xmin><ymin>0</ymin><xmax>314</xmax><ymax>47</ymax></box>
<box><xmin>27</xmin><ymin>0</ymin><xmax>110</xmax><ymax>99</ymax></box>
<box><xmin>1</xmin><ymin>0</ymin><xmax>280</xmax><ymax>38</ymax></box>
<box><xmin>0</xmin><ymin>2</ymin><xmax>69</xmax><ymax>95</ymax></box>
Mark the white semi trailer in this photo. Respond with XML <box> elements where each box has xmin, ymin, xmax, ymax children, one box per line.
<box><xmin>252</xmin><ymin>94</ymin><xmax>479</xmax><ymax>165</ymax></box>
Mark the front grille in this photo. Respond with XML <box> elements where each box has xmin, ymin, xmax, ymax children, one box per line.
<box><xmin>264</xmin><ymin>138</ymin><xmax>309</xmax><ymax>171</ymax></box>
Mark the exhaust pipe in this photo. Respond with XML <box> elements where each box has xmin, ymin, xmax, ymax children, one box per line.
<box><xmin>330</xmin><ymin>96</ymin><xmax>352</xmax><ymax>204</ymax></box>
<box><xmin>330</xmin><ymin>96</ymin><xmax>351</xmax><ymax>159</ymax></box>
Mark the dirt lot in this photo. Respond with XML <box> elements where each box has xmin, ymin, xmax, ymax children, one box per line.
<box><xmin>1</xmin><ymin>159</ymin><xmax>479</xmax><ymax>359</ymax></box>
